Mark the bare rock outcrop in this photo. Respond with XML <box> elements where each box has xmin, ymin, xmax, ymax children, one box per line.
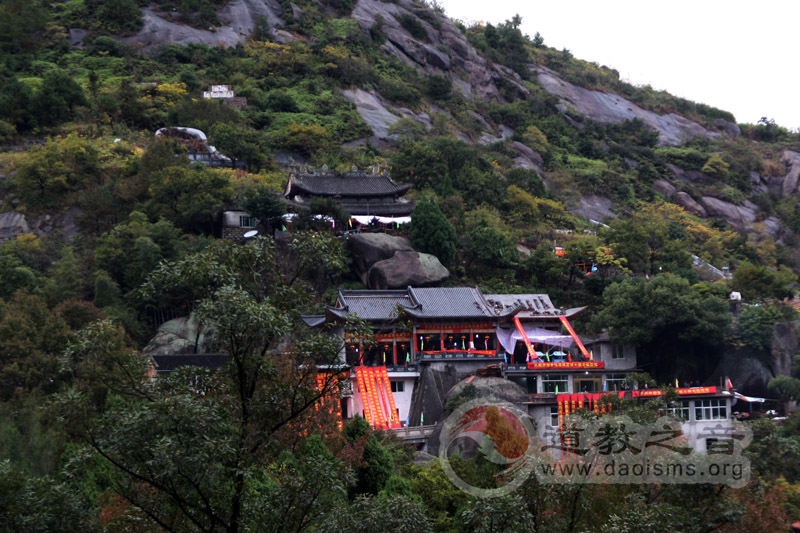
<box><xmin>422</xmin><ymin>375</ymin><xmax>527</xmax><ymax>455</ymax></box>
<box><xmin>341</xmin><ymin>88</ymin><xmax>400</xmax><ymax>139</ymax></box>
<box><xmin>143</xmin><ymin>314</ymin><xmax>213</xmax><ymax>355</ymax></box>
<box><xmin>346</xmin><ymin>232</ymin><xmax>414</xmax><ymax>282</ymax></box>
<box><xmin>119</xmin><ymin>0</ymin><xmax>285</xmax><ymax>52</ymax></box>
<box><xmin>509</xmin><ymin>141</ymin><xmax>545</xmax><ymax>175</ymax></box>
<box><xmin>699</xmin><ymin>196</ymin><xmax>781</xmax><ymax>237</ymax></box>
<box><xmin>780</xmin><ymin>150</ymin><xmax>800</xmax><ymax>195</ymax></box>
<box><xmin>712</xmin><ymin>118</ymin><xmax>741</xmax><ymax>138</ymax></box>
<box><xmin>573</xmin><ymin>194</ymin><xmax>615</xmax><ymax>223</ymax></box>
<box><xmin>674</xmin><ymin>192</ymin><xmax>707</xmax><ymax>218</ymax></box>
<box><xmin>351</xmin><ymin>0</ymin><xmax>501</xmax><ymax>101</ymax></box>
<box><xmin>531</xmin><ymin>65</ymin><xmax>720</xmax><ymax>146</ymax></box>
<box><xmin>711</xmin><ymin>320</ymin><xmax>800</xmax><ymax>397</ymax></box>
<box><xmin>367</xmin><ymin>250</ymin><xmax>449</xmax><ymax>289</ymax></box>
<box><xmin>700</xmin><ymin>196</ymin><xmax>755</xmax><ymax>230</ymax></box>
<box><xmin>0</xmin><ymin>209</ymin><xmax>81</xmax><ymax>243</ymax></box>
<box><xmin>667</xmin><ymin>163</ymin><xmax>715</xmax><ymax>185</ymax></box>
<box><xmin>652</xmin><ymin>179</ymin><xmax>677</xmax><ymax>199</ymax></box>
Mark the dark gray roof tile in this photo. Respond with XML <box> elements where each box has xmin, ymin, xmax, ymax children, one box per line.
<box><xmin>287</xmin><ymin>172</ymin><xmax>411</xmax><ymax>198</ymax></box>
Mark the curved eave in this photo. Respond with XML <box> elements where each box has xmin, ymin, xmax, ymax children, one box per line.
<box><xmin>401</xmin><ymin>309</ymin><xmax>494</xmax><ymax>321</ymax></box>
<box><xmin>287</xmin><ymin>181</ymin><xmax>412</xmax><ymax>198</ymax></box>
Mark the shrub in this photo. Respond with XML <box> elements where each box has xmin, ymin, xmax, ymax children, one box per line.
<box><xmin>93</xmin><ymin>0</ymin><xmax>142</xmax><ymax>33</ymax></box>
<box><xmin>411</xmin><ymin>197</ymin><xmax>458</xmax><ymax>267</ymax></box>
<box><xmin>397</xmin><ymin>13</ymin><xmax>426</xmax><ymax>40</ymax></box>
<box><xmin>425</xmin><ymin>75</ymin><xmax>452</xmax><ymax>101</ymax></box>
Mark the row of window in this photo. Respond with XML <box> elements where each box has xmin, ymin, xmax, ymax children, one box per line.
<box><xmin>662</xmin><ymin>399</ymin><xmax>728</xmax><ymax>422</ymax></box>
<box><xmin>346</xmin><ymin>342</ymin><xmax>411</xmax><ymax>366</ymax></box>
<box><xmin>510</xmin><ymin>373</ymin><xmax>629</xmax><ymax>394</ymax></box>
<box><xmin>550</xmin><ymin>399</ymin><xmax>728</xmax><ymax>426</ymax></box>
<box><xmin>416</xmin><ymin>332</ymin><xmax>496</xmax><ymax>352</ymax></box>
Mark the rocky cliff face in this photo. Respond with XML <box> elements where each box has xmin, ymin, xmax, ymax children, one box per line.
<box><xmin>530</xmin><ymin>66</ymin><xmax>733</xmax><ymax>147</ymax></box>
<box><xmin>711</xmin><ymin>320</ymin><xmax>800</xmax><ymax>397</ymax></box>
<box><xmin>120</xmin><ymin>0</ymin><xmax>286</xmax><ymax>51</ymax></box>
<box><xmin>104</xmin><ymin>0</ymin><xmax>800</xmax><ymax>243</ymax></box>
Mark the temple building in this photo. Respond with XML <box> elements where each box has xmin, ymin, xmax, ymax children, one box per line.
<box><xmin>284</xmin><ymin>169</ymin><xmax>414</xmax><ymax>225</ymax></box>
<box><xmin>305</xmin><ymin>286</ymin><xmax>736</xmax><ymax>454</ymax></box>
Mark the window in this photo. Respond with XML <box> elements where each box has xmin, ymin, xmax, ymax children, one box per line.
<box><xmin>390</xmin><ymin>380</ymin><xmax>404</xmax><ymax>393</ymax></box>
<box><xmin>396</xmin><ymin>342</ymin><xmax>410</xmax><ymax>364</ymax></box>
<box><xmin>542</xmin><ymin>374</ymin><xmax>569</xmax><ymax>393</ymax></box>
<box><xmin>668</xmin><ymin>400</ymin><xmax>691</xmax><ymax>421</ymax></box>
<box><xmin>473</xmin><ymin>332</ymin><xmax>496</xmax><ymax>351</ymax></box>
<box><xmin>418</xmin><ymin>333</ymin><xmax>441</xmax><ymax>352</ymax></box>
<box><xmin>509</xmin><ymin>376</ymin><xmax>536</xmax><ymax>394</ymax></box>
<box><xmin>550</xmin><ymin>406</ymin><xmax>559</xmax><ymax>427</ymax></box>
<box><xmin>695</xmin><ymin>399</ymin><xmax>727</xmax><ymax>421</ymax></box>
<box><xmin>379</xmin><ymin>343</ymin><xmax>392</xmax><ymax>365</ymax></box>
<box><xmin>443</xmin><ymin>333</ymin><xmax>460</xmax><ymax>350</ymax></box>
<box><xmin>605</xmin><ymin>373</ymin><xmax>627</xmax><ymax>391</ymax></box>
<box><xmin>240</xmin><ymin>215</ymin><xmax>255</xmax><ymax>228</ymax></box>
<box><xmin>363</xmin><ymin>344</ymin><xmax>379</xmax><ymax>366</ymax></box>
<box><xmin>345</xmin><ymin>343</ymin><xmax>360</xmax><ymax>366</ymax></box>
<box><xmin>613</xmin><ymin>345</ymin><xmax>625</xmax><ymax>359</ymax></box>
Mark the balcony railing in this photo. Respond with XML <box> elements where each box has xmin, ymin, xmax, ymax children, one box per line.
<box><xmin>418</xmin><ymin>351</ymin><xmax>499</xmax><ymax>361</ymax></box>
<box><xmin>386</xmin><ymin>364</ymin><xmax>419</xmax><ymax>373</ymax></box>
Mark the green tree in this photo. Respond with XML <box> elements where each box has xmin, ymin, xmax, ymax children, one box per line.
<box><xmin>465</xmin><ymin>218</ymin><xmax>518</xmax><ymax>267</ymax></box>
<box><xmin>33</xmin><ymin>70</ymin><xmax>87</xmax><ymax>127</ymax></box>
<box><xmin>0</xmin><ymin>76</ymin><xmax>36</xmax><ymax>132</ymax></box>
<box><xmin>769</xmin><ymin>375</ymin><xmax>800</xmax><ymax>404</ymax></box>
<box><xmin>94</xmin><ymin>212</ymin><xmax>184</xmax><ymax>293</ymax></box>
<box><xmin>0</xmin><ymin>0</ymin><xmax>48</xmax><ymax>54</ymax></box>
<box><xmin>145</xmin><ymin>165</ymin><xmax>232</xmax><ymax>233</ymax></box>
<box><xmin>241</xmin><ymin>185</ymin><xmax>286</xmax><ymax>234</ymax></box>
<box><xmin>209</xmin><ymin>123</ymin><xmax>267</xmax><ymax>170</ymax></box>
<box><xmin>168</xmin><ymin>98</ymin><xmax>241</xmax><ymax>133</ymax></box>
<box><xmin>391</xmin><ymin>141</ymin><xmax>449</xmax><ymax>193</ymax></box>
<box><xmin>91</xmin><ymin>0</ymin><xmax>142</xmax><ymax>33</ymax></box>
<box><xmin>0</xmin><ymin>460</ymin><xmax>92</xmax><ymax>532</ymax></box>
<box><xmin>43</xmin><ymin>246</ymin><xmax>83</xmax><ymax>306</ymax></box>
<box><xmin>0</xmin><ymin>256</ymin><xmax>40</xmax><ymax>299</ymax></box>
<box><xmin>0</xmin><ymin>292</ymin><xmax>70</xmax><ymax>400</ymax></box>
<box><xmin>730</xmin><ymin>261</ymin><xmax>795</xmax><ymax>301</ymax></box>
<box><xmin>593</xmin><ymin>274</ymin><xmax>731</xmax><ymax>379</ymax></box>
<box><xmin>411</xmin><ymin>197</ymin><xmax>458</xmax><ymax>267</ymax></box>
<box><xmin>731</xmin><ymin>304</ymin><xmax>798</xmax><ymax>363</ymax></box>
<box><xmin>59</xmin><ymin>235</ymin><xmax>351</xmax><ymax>532</ymax></box>
<box><xmin>318</xmin><ymin>495</ymin><xmax>432</xmax><ymax>533</ymax></box>
<box><xmin>458</xmin><ymin>496</ymin><xmax>534</xmax><ymax>533</ymax></box>
<box><xmin>14</xmin><ymin>134</ymin><xmax>100</xmax><ymax>210</ymax></box>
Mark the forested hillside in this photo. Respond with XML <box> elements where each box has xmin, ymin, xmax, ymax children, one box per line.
<box><xmin>1</xmin><ymin>0</ymin><xmax>800</xmax><ymax>530</ymax></box>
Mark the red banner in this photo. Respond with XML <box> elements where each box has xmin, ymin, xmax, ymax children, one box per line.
<box><xmin>527</xmin><ymin>361</ymin><xmax>604</xmax><ymax>369</ymax></box>
<box><xmin>632</xmin><ymin>386</ymin><xmax>718</xmax><ymax>398</ymax></box>
<box><xmin>355</xmin><ymin>366</ymin><xmax>401</xmax><ymax>430</ymax></box>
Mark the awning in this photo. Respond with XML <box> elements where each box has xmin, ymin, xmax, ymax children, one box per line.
<box><xmin>496</xmin><ymin>326</ymin><xmax>573</xmax><ymax>352</ymax></box>
<box><xmin>351</xmin><ymin>215</ymin><xmax>411</xmax><ymax>225</ymax></box>
<box><xmin>282</xmin><ymin>213</ymin><xmax>334</xmax><ymax>222</ymax></box>
<box><xmin>734</xmin><ymin>392</ymin><xmax>765</xmax><ymax>403</ymax></box>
